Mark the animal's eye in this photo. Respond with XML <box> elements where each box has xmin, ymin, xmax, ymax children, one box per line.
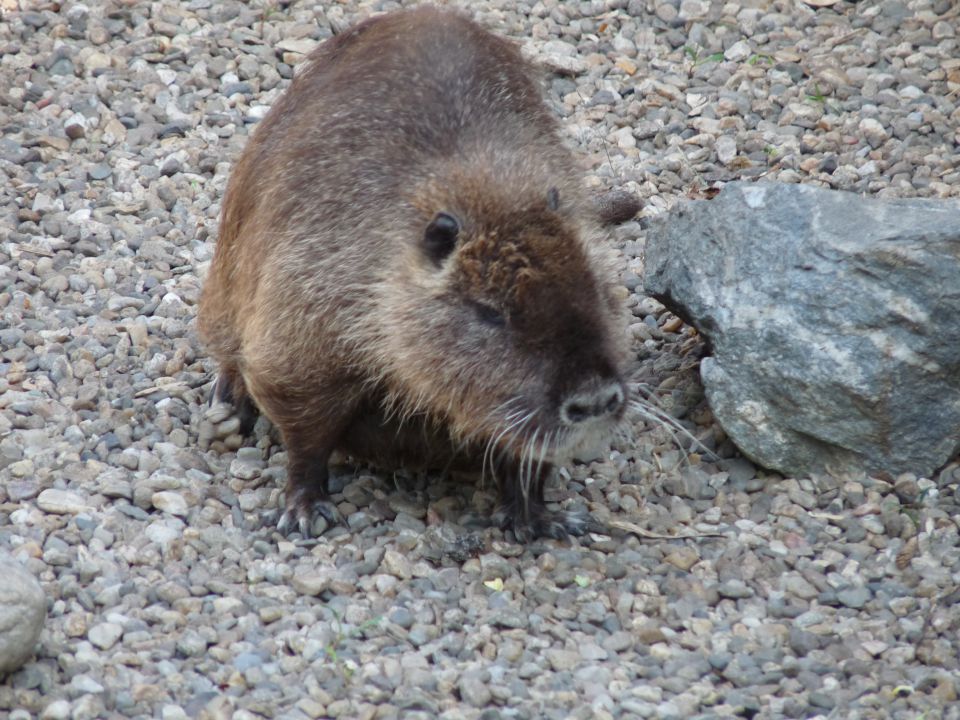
<box><xmin>547</xmin><ymin>187</ymin><xmax>560</xmax><ymax>211</ymax></box>
<box><xmin>472</xmin><ymin>301</ymin><xmax>505</xmax><ymax>327</ymax></box>
<box><xmin>423</xmin><ymin>212</ymin><xmax>460</xmax><ymax>265</ymax></box>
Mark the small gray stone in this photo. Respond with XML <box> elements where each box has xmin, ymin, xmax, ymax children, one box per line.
<box><xmin>88</xmin><ymin>163</ymin><xmax>112</xmax><ymax>180</ymax></box>
<box><xmin>70</xmin><ymin>674</ymin><xmax>105</xmax><ymax>694</ymax></box>
<box><xmin>789</xmin><ymin>627</ymin><xmax>820</xmax><ymax>657</ymax></box>
<box><xmin>151</xmin><ymin>491</ymin><xmax>189</xmax><ymax>517</ymax></box>
<box><xmin>545</xmin><ymin>649</ymin><xmax>579</xmax><ymax>672</ymax></box>
<box><xmin>533</xmin><ymin>44</ymin><xmax>587</xmax><ymax>75</ymax></box>
<box><xmin>716</xmin><ymin>135</ymin><xmax>738</xmax><ymax>165</ymax></box>
<box><xmin>233</xmin><ymin>652</ymin><xmax>264</xmax><ymax>671</ymax></box>
<box><xmin>7</xmin><ymin>480</ymin><xmax>40</xmax><ymax>502</ymax></box>
<box><xmin>679</xmin><ymin>0</ymin><xmax>709</xmax><ymax>20</ymax></box>
<box><xmin>720</xmin><ymin>458</ymin><xmax>757</xmax><ymax>486</ymax></box>
<box><xmin>388</xmin><ymin>607</ymin><xmax>414</xmax><ymax>629</ymax></box>
<box><xmin>859</xmin><ymin>118</ymin><xmax>888</xmax><ymax>149</ymax></box>
<box><xmin>49</xmin><ymin>58</ymin><xmax>75</xmax><ymax>76</ymax></box>
<box><xmin>837</xmin><ymin>586</ymin><xmax>871</xmax><ymax>609</ymax></box>
<box><xmin>0</xmin><ymin>555</ymin><xmax>46</xmax><ymax>675</ymax></box>
<box><xmin>717</xmin><ymin>579</ymin><xmax>754</xmax><ymax>599</ymax></box>
<box><xmin>37</xmin><ymin>489</ymin><xmax>91</xmax><ymax>514</ymax></box>
<box><xmin>160</xmin><ymin>156</ymin><xmax>182</xmax><ymax>176</ymax></box>
<box><xmin>782</xmin><ymin>574</ymin><xmax>818</xmax><ymax>601</ymax></box>
<box><xmin>589</xmin><ymin>89</ymin><xmax>619</xmax><ymax>107</ymax></box>
<box><xmin>275</xmin><ymin>38</ymin><xmax>319</xmax><ymax>55</ymax></box>
<box><xmin>40</xmin><ymin>700</ymin><xmax>71</xmax><ymax>720</ymax></box>
<box><xmin>809</xmin><ymin>691</ymin><xmax>836</xmax><ymax>710</ymax></box>
<box><xmin>99</xmin><ymin>471</ymin><xmax>133</xmax><ymax>500</ymax></box>
<box><xmin>88</xmin><ymin>622</ymin><xmax>123</xmax><ymax>650</ymax></box>
<box><xmin>291</xmin><ymin>569</ymin><xmax>332</xmax><ymax>596</ymax></box>
<box><xmin>602</xmin><ymin>631</ymin><xmax>635</xmax><ymax>653</ymax></box>
<box><xmin>176</xmin><ymin>630</ymin><xmax>208</xmax><ymax>658</ymax></box>
<box><xmin>724</xmin><ymin>41</ymin><xmax>751</xmax><ymax>63</ymax></box>
<box><xmin>229</xmin><ymin>454</ymin><xmax>264</xmax><ymax>480</ymax></box>
<box><xmin>383</xmin><ymin>550</ymin><xmax>412</xmax><ymax>580</ymax></box>
<box><xmin>144</xmin><ymin>520</ymin><xmax>183</xmax><ymax>546</ymax></box>
<box><xmin>221</xmin><ymin>82</ymin><xmax>253</xmax><ymax>97</ymax></box>
<box><xmin>708</xmin><ymin>653</ymin><xmax>732</xmax><ymax>671</ymax></box>
<box><xmin>459</xmin><ymin>671</ymin><xmax>492</xmax><ymax>708</ymax></box>
<box><xmin>933</xmin><ymin>21</ymin><xmax>955</xmax><ymax>40</ymax></box>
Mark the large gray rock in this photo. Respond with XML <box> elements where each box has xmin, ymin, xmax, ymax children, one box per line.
<box><xmin>643</xmin><ymin>181</ymin><xmax>960</xmax><ymax>478</ymax></box>
<box><xmin>0</xmin><ymin>554</ymin><xmax>46</xmax><ymax>676</ymax></box>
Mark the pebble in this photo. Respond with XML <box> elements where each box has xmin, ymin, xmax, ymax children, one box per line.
<box><xmin>151</xmin><ymin>491</ymin><xmax>190</xmax><ymax>517</ymax></box>
<box><xmin>716</xmin><ymin>135</ymin><xmax>738</xmax><ymax>166</ymax></box>
<box><xmin>724</xmin><ymin>41</ymin><xmax>752</xmax><ymax>63</ymax></box>
<box><xmin>545</xmin><ymin>649</ymin><xmax>580</xmax><ymax>672</ymax></box>
<box><xmin>40</xmin><ymin>700</ymin><xmax>71</xmax><ymax>720</ymax></box>
<box><xmin>837</xmin><ymin>586</ymin><xmax>872</xmax><ymax>609</ymax></box>
<box><xmin>664</xmin><ymin>546</ymin><xmax>699</xmax><ymax>571</ymax></box>
<box><xmin>229</xmin><ymin>452</ymin><xmax>264</xmax><ymax>480</ymax></box>
<box><xmin>458</xmin><ymin>671</ymin><xmax>492</xmax><ymax>707</ymax></box>
<box><xmin>275</xmin><ymin>38</ymin><xmax>319</xmax><ymax>56</ymax></box>
<box><xmin>87</xmin><ymin>622</ymin><xmax>123</xmax><ymax>650</ymax></box>
<box><xmin>70</xmin><ymin>674</ymin><xmax>105</xmax><ymax>695</ymax></box>
<box><xmin>382</xmin><ymin>549</ymin><xmax>413</xmax><ymax>580</ymax></box>
<box><xmin>87</xmin><ymin>163</ymin><xmax>112</xmax><ymax>180</ymax></box>
<box><xmin>144</xmin><ymin>520</ymin><xmax>182</xmax><ymax>546</ymax></box>
<box><xmin>291</xmin><ymin>569</ymin><xmax>332</xmax><ymax>596</ymax></box>
<box><xmin>718</xmin><ymin>579</ymin><xmax>754</xmax><ymax>599</ymax></box>
<box><xmin>0</xmin><ymin>554</ymin><xmax>46</xmax><ymax>675</ymax></box>
<box><xmin>37</xmin><ymin>489</ymin><xmax>91</xmax><ymax>515</ymax></box>
<box><xmin>858</xmin><ymin>118</ymin><xmax>889</xmax><ymax>149</ymax></box>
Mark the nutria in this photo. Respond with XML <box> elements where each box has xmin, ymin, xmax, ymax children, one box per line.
<box><xmin>198</xmin><ymin>6</ymin><xmax>630</xmax><ymax>541</ymax></box>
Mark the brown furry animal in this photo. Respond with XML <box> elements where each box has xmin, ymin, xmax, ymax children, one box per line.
<box><xmin>198</xmin><ymin>6</ymin><xmax>630</xmax><ymax>541</ymax></box>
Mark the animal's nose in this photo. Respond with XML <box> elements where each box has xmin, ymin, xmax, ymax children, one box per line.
<box><xmin>560</xmin><ymin>382</ymin><xmax>625</xmax><ymax>424</ymax></box>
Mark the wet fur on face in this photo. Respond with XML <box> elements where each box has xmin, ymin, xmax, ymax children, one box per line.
<box><xmin>370</xmin><ymin>160</ymin><xmax>628</xmax><ymax>451</ymax></box>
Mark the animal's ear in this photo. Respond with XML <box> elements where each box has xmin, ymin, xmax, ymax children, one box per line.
<box><xmin>422</xmin><ymin>212</ymin><xmax>460</xmax><ymax>265</ymax></box>
<box><xmin>547</xmin><ymin>187</ymin><xmax>560</xmax><ymax>211</ymax></box>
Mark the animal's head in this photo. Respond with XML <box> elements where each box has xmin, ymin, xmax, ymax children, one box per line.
<box><xmin>374</xmin><ymin>161</ymin><xmax>630</xmax><ymax>466</ymax></box>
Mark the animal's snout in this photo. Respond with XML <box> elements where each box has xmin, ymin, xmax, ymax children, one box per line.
<box><xmin>560</xmin><ymin>382</ymin><xmax>625</xmax><ymax>425</ymax></box>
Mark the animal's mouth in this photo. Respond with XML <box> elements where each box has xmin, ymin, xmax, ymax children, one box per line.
<box><xmin>479</xmin><ymin>399</ymin><xmax>624</xmax><ymax>472</ymax></box>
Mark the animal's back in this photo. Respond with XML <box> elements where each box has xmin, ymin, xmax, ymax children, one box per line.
<box><xmin>239</xmin><ymin>7</ymin><xmax>562</xmax><ymax>228</ymax></box>
<box><xmin>200</xmin><ymin>6</ymin><xmax>572</xmax><ymax>364</ymax></box>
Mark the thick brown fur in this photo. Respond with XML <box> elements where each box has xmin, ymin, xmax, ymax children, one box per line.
<box><xmin>198</xmin><ymin>6</ymin><xmax>631</xmax><ymax>540</ymax></box>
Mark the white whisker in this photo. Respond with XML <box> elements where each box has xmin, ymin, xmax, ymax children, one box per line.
<box><xmin>534</xmin><ymin>429</ymin><xmax>551</xmax><ymax>488</ymax></box>
<box><xmin>485</xmin><ymin>407</ymin><xmax>532</xmax><ymax>489</ymax></box>
<box><xmin>523</xmin><ymin>426</ymin><xmax>540</xmax><ymax>515</ymax></box>
<box><xmin>627</xmin><ymin>397</ymin><xmax>716</xmax><ymax>460</ymax></box>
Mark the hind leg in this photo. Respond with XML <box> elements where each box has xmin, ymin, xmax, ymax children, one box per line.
<box><xmin>246</xmin><ymin>377</ymin><xmax>363</xmax><ymax>537</ymax></box>
<box><xmin>210</xmin><ymin>364</ymin><xmax>258</xmax><ymax>436</ymax></box>
<box><xmin>492</xmin><ymin>460</ymin><xmax>594</xmax><ymax>542</ymax></box>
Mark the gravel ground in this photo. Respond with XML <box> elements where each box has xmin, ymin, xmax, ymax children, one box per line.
<box><xmin>2</xmin><ymin>0</ymin><xmax>960</xmax><ymax>719</ymax></box>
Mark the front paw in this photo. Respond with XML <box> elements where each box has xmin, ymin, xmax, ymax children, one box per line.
<box><xmin>492</xmin><ymin>504</ymin><xmax>595</xmax><ymax>543</ymax></box>
<box><xmin>277</xmin><ymin>486</ymin><xmax>342</xmax><ymax>537</ymax></box>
